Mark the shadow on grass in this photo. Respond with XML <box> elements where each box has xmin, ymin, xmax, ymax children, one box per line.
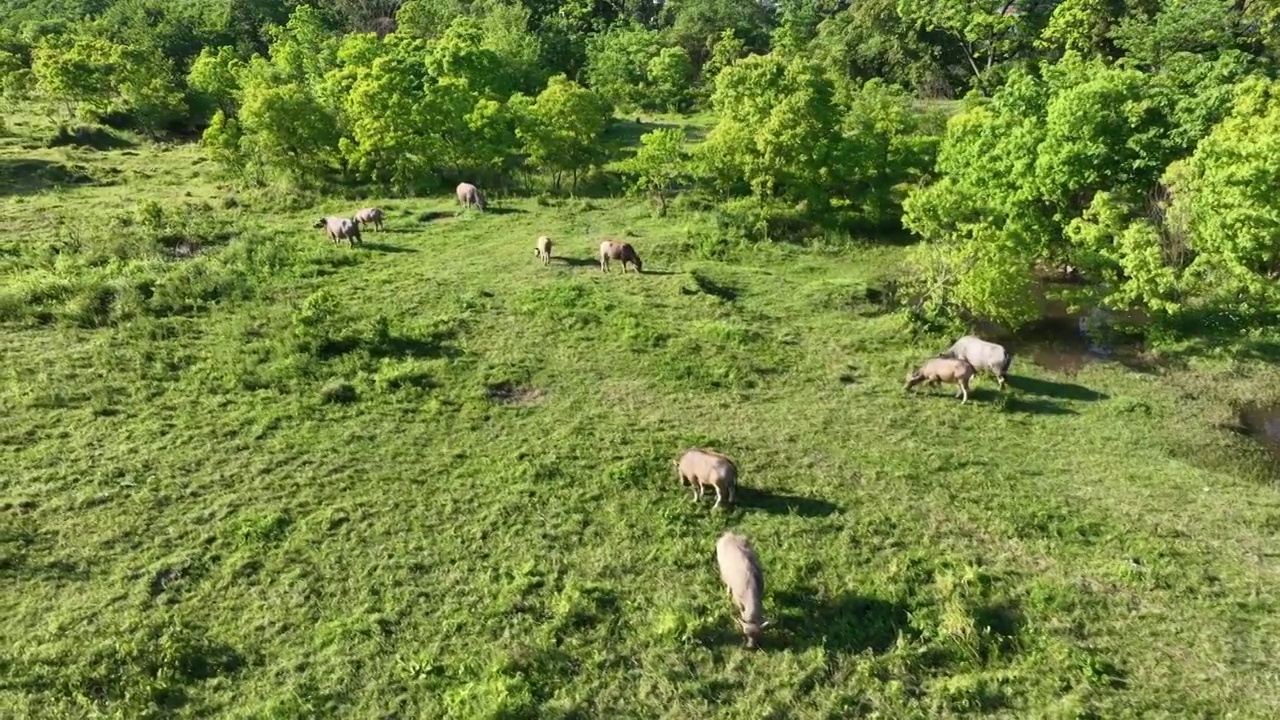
<box><xmin>359</xmin><ymin>241</ymin><xmax>417</xmax><ymax>254</ymax></box>
<box><xmin>373</xmin><ymin>330</ymin><xmax>462</xmax><ymax>360</ymax></box>
<box><xmin>738</xmin><ymin>487</ymin><xmax>838</xmax><ymax>518</ymax></box>
<box><xmin>417</xmin><ymin>210</ymin><xmax>455</xmax><ymax>223</ymax></box>
<box><xmin>771</xmin><ymin>590</ymin><xmax>915</xmax><ymax>654</ymax></box>
<box><xmin>1002</xmin><ymin>396</ymin><xmax>1079</xmax><ymax>416</ymax></box>
<box><xmin>481</xmin><ymin>206</ymin><xmax>526</xmax><ymax>216</ymax></box>
<box><xmin>1007</xmin><ymin>376</ymin><xmax>1108</xmax><ymax>402</ymax></box>
<box><xmin>687</xmin><ymin>271</ymin><xmax>740</xmax><ymax>302</ymax></box>
<box><xmin>315</xmin><ymin>328</ymin><xmax>461</xmax><ymax>362</ymax></box>
<box><xmin>46</xmin><ymin>124</ymin><xmax>136</xmax><ymax>150</ymax></box>
<box><xmin>0</xmin><ymin>159</ymin><xmax>97</xmax><ymax>197</ymax></box>
<box><xmin>0</xmin><ymin>555</ymin><xmax>90</xmax><ymax>582</ymax></box>
<box><xmin>555</xmin><ymin>256</ymin><xmax>599</xmax><ymax>268</ymax></box>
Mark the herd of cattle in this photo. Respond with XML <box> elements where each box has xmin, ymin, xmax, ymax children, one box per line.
<box><xmin>313</xmin><ymin>183</ymin><xmax>1017</xmax><ymax>648</ymax></box>
<box><xmin>314</xmin><ymin>182</ymin><xmax>647</xmax><ymax>273</ymax></box>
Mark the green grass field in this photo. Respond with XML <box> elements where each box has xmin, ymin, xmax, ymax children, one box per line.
<box><xmin>4</xmin><ymin>114</ymin><xmax>1280</xmax><ymax>719</ymax></box>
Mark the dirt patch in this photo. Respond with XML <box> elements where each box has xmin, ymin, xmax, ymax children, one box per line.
<box><xmin>486</xmin><ymin>382</ymin><xmax>545</xmax><ymax>406</ymax></box>
<box><xmin>1233</xmin><ymin>402</ymin><xmax>1280</xmax><ymax>461</ymax></box>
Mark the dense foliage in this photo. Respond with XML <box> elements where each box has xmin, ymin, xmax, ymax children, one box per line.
<box><xmin>0</xmin><ymin>0</ymin><xmax>1276</xmax><ymax>330</ymax></box>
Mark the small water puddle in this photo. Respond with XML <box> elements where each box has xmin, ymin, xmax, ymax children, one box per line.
<box><xmin>1235</xmin><ymin>402</ymin><xmax>1280</xmax><ymax>460</ymax></box>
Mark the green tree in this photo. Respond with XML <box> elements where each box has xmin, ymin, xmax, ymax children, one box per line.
<box><xmin>620</xmin><ymin>127</ymin><xmax>689</xmax><ymax>214</ymax></box>
<box><xmin>1038</xmin><ymin>0</ymin><xmax>1119</xmax><ymax>60</ymax></box>
<box><xmin>660</xmin><ymin>0</ymin><xmax>773</xmax><ymax>68</ymax></box>
<box><xmin>646</xmin><ymin>46</ymin><xmax>694</xmax><ymax>112</ymax></box>
<box><xmin>697</xmin><ymin>52</ymin><xmax>851</xmax><ymax>211</ymax></box>
<box><xmin>188</xmin><ymin>46</ymin><xmax>246</xmax><ymax>118</ymax></box>
<box><xmin>1166</xmin><ymin>78</ymin><xmax>1280</xmax><ymax>309</ymax></box>
<box><xmin>30</xmin><ymin>34</ymin><xmax>116</xmax><ymax>121</ymax></box>
<box><xmin>896</xmin><ymin>0</ymin><xmax>1048</xmax><ymax>92</ymax></box>
<box><xmin>111</xmin><ymin>39</ymin><xmax>187</xmax><ymax>131</ymax></box>
<box><xmin>394</xmin><ymin>0</ymin><xmax>468</xmax><ymax>39</ymax></box>
<box><xmin>201</xmin><ymin>109</ymin><xmax>255</xmax><ymax>181</ymax></box>
<box><xmin>810</xmin><ymin>0</ymin><xmax>957</xmax><ymax>96</ymax></box>
<box><xmin>264</xmin><ymin>3</ymin><xmax>340</xmax><ymax>84</ymax></box>
<box><xmin>516</xmin><ymin>74</ymin><xmax>613</xmax><ymax>192</ymax></box>
<box><xmin>702</xmin><ymin>28</ymin><xmax>746</xmax><ymax>83</ymax></box>
<box><xmin>1109</xmin><ymin>0</ymin><xmax>1245</xmax><ymax>71</ymax></box>
<box><xmin>428</xmin><ymin>16</ymin><xmax>517</xmax><ymax>97</ymax></box>
<box><xmin>896</xmin><ymin>52</ymin><xmax>1256</xmax><ymax>328</ymax></box>
<box><xmin>584</xmin><ymin>23</ymin><xmax>662</xmax><ymax>110</ymax></box>
<box><xmin>234</xmin><ymin>57</ymin><xmax>342</xmax><ymax>187</ymax></box>
<box><xmin>0</xmin><ymin>30</ymin><xmax>32</xmax><ymax>99</ymax></box>
<box><xmin>839</xmin><ymin>78</ymin><xmax>941</xmax><ymax>228</ymax></box>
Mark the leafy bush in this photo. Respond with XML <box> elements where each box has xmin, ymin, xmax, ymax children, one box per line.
<box><xmin>900</xmin><ymin>53</ymin><xmax>1268</xmax><ymax>329</ymax></box>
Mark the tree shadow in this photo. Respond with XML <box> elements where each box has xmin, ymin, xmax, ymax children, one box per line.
<box><xmin>687</xmin><ymin>271</ymin><xmax>740</xmax><ymax>302</ymax></box>
<box><xmin>771</xmin><ymin>589</ymin><xmax>915</xmax><ymax>654</ymax></box>
<box><xmin>0</xmin><ymin>555</ymin><xmax>91</xmax><ymax>582</ymax></box>
<box><xmin>1002</xmin><ymin>396</ymin><xmax>1079</xmax><ymax>416</ymax></box>
<box><xmin>359</xmin><ymin>241</ymin><xmax>417</xmax><ymax>254</ymax></box>
<box><xmin>0</xmin><ymin>159</ymin><xmax>98</xmax><ymax>197</ymax></box>
<box><xmin>737</xmin><ymin>487</ymin><xmax>839</xmax><ymax>518</ymax></box>
<box><xmin>372</xmin><ymin>329</ymin><xmax>462</xmax><ymax>360</ymax></box>
<box><xmin>46</xmin><ymin>124</ymin><xmax>136</xmax><ymax>150</ymax></box>
<box><xmin>1007</xmin><ymin>376</ymin><xmax>1108</xmax><ymax>402</ymax></box>
<box><xmin>316</xmin><ymin>328</ymin><xmax>461</xmax><ymax>362</ymax></box>
<box><xmin>417</xmin><ymin>210</ymin><xmax>455</xmax><ymax>223</ymax></box>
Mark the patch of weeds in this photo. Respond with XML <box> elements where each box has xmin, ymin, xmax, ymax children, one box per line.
<box><xmin>229</xmin><ymin>510</ymin><xmax>293</xmax><ymax>548</ymax></box>
<box><xmin>374</xmin><ymin>359</ymin><xmax>437</xmax><ymax>397</ymax></box>
<box><xmin>809</xmin><ymin>277</ymin><xmax>900</xmax><ymax>317</ymax></box>
<box><xmin>441</xmin><ymin>663</ymin><xmax>537</xmax><ymax>718</ymax></box>
<box><xmin>319</xmin><ymin>379</ymin><xmax>358</xmax><ymax>404</ymax></box>
<box><xmin>516</xmin><ymin>280</ymin><xmax>613</xmax><ymax>331</ymax></box>
<box><xmin>13</xmin><ymin>615</ymin><xmax>244</xmax><ymax>716</ymax></box>
<box><xmin>550</xmin><ymin>581</ymin><xmax>620</xmax><ymax>636</ymax></box>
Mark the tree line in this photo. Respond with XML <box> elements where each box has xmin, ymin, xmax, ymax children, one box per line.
<box><xmin>0</xmin><ymin>0</ymin><xmax>1277</xmax><ymax>332</ymax></box>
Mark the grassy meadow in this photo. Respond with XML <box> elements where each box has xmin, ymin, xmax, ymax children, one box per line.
<box><xmin>4</xmin><ymin>111</ymin><xmax>1280</xmax><ymax>719</ymax></box>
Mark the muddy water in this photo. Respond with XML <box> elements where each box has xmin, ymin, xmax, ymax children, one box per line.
<box><xmin>1236</xmin><ymin>403</ymin><xmax>1280</xmax><ymax>459</ymax></box>
<box><xmin>969</xmin><ymin>278</ymin><xmax>1151</xmax><ymax>376</ymax></box>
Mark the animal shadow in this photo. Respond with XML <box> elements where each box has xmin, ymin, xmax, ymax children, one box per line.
<box><xmin>693</xmin><ymin>622</ymin><xmax>746</xmax><ymax>650</ymax></box>
<box><xmin>555</xmin><ymin>256</ymin><xmax>598</xmax><ymax>268</ymax></box>
<box><xmin>1007</xmin><ymin>376</ymin><xmax>1108</xmax><ymax>402</ymax></box>
<box><xmin>359</xmin><ymin>241</ymin><xmax>416</xmax><ymax>254</ymax></box>
<box><xmin>1002</xmin><ymin>396</ymin><xmax>1079</xmax><ymax>416</ymax></box>
<box><xmin>772</xmin><ymin>589</ymin><xmax>913</xmax><ymax>654</ymax></box>
<box><xmin>737</xmin><ymin>487</ymin><xmax>838</xmax><ymax>518</ymax></box>
<box><xmin>482</xmin><ymin>206</ymin><xmax>525</xmax><ymax>216</ymax></box>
